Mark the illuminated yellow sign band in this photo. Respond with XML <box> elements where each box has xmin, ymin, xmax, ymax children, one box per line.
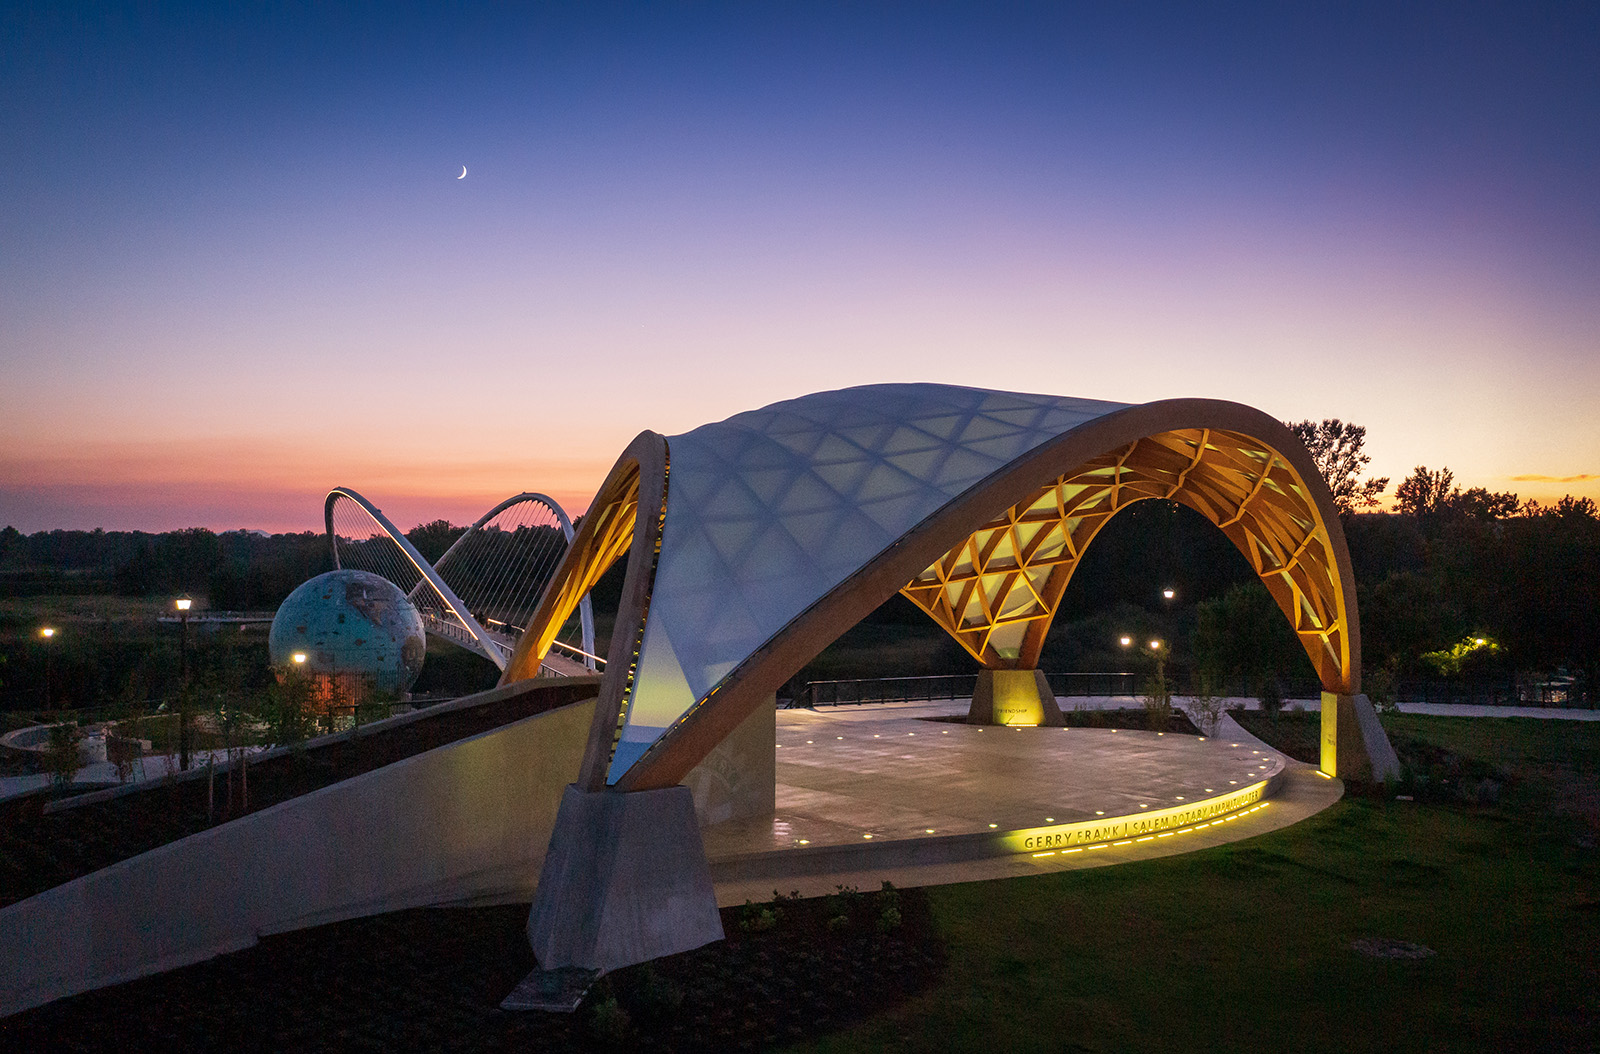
<box><xmin>1001</xmin><ymin>779</ymin><xmax>1273</xmax><ymax>856</ymax></box>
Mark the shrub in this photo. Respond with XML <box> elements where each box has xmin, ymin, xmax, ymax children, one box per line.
<box><xmin>588</xmin><ymin>994</ymin><xmax>631</xmax><ymax>1044</ymax></box>
<box><xmin>738</xmin><ymin>898</ymin><xmax>782</xmax><ymax>932</ymax></box>
<box><xmin>877</xmin><ymin>881</ymin><xmax>903</xmax><ymax>932</ymax></box>
<box><xmin>1257</xmin><ymin>677</ymin><xmax>1284</xmax><ymax>720</ymax></box>
<box><xmin>44</xmin><ymin>720</ymin><xmax>84</xmax><ymax>789</ymax></box>
<box><xmin>1143</xmin><ymin>662</ymin><xmax>1173</xmax><ymax>731</ymax></box>
<box><xmin>1189</xmin><ymin>671</ymin><xmax>1224</xmax><ymax>735</ymax></box>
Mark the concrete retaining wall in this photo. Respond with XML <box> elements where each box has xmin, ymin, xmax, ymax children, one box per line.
<box><xmin>0</xmin><ymin>697</ymin><xmax>597</xmax><ymax>1018</ymax></box>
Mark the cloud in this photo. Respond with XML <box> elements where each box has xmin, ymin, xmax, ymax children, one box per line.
<box><xmin>1509</xmin><ymin>473</ymin><xmax>1599</xmax><ymax>483</ymax></box>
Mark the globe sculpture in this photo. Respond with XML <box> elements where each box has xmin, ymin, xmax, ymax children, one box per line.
<box><xmin>269</xmin><ymin>570</ymin><xmax>427</xmax><ymax>698</ymax></box>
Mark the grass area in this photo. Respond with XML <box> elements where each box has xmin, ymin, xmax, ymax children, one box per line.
<box><xmin>790</xmin><ymin>714</ymin><xmax>1600</xmax><ymax>1054</ymax></box>
<box><xmin>0</xmin><ymin>593</ymin><xmax>171</xmax><ymax>623</ymax></box>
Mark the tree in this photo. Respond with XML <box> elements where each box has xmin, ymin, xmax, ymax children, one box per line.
<box><xmin>1284</xmin><ymin>419</ymin><xmax>1389</xmax><ymax>515</ymax></box>
<box><xmin>1394</xmin><ymin>466</ymin><xmax>1455</xmax><ymax>518</ymax></box>
<box><xmin>1395</xmin><ymin>466</ymin><xmax>1520</xmax><ymax>523</ymax></box>
<box><xmin>1191</xmin><ymin>582</ymin><xmax>1315</xmax><ymax>697</ymax></box>
<box><xmin>0</xmin><ymin>525</ymin><xmax>20</xmax><ymax>566</ymax></box>
<box><xmin>405</xmin><ymin>520</ymin><xmax>466</xmax><ymax>563</ymax></box>
<box><xmin>1451</xmin><ymin>487</ymin><xmax>1521</xmax><ymax>521</ymax></box>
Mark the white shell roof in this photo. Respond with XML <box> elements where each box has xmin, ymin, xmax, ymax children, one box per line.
<box><xmin>608</xmin><ymin>383</ymin><xmax>1131</xmax><ymax>781</ymax></box>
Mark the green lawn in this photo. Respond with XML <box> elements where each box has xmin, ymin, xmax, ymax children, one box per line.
<box><xmin>791</xmin><ymin>716</ymin><xmax>1600</xmax><ymax>1053</ymax></box>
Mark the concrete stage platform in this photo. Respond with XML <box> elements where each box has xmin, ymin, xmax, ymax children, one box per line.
<box><xmin>705</xmin><ymin>701</ymin><xmax>1343</xmax><ymax>905</ymax></box>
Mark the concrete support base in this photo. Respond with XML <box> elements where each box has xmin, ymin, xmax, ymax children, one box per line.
<box><xmin>683</xmin><ymin>694</ymin><xmax>775</xmax><ymax>828</ymax></box>
<box><xmin>526</xmin><ymin>784</ymin><xmax>724</xmax><ymax>973</ymax></box>
<box><xmin>967</xmin><ymin>668</ymin><xmax>1065</xmax><ymax>727</ymax></box>
<box><xmin>1320</xmin><ymin>692</ymin><xmax>1402</xmax><ymax>782</ymax></box>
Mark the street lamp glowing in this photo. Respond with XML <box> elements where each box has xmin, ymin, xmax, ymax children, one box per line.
<box><xmin>1162</xmin><ymin>588</ymin><xmax>1175</xmax><ymax>600</ymax></box>
<box><xmin>40</xmin><ymin>626</ymin><xmax>55</xmax><ymax>639</ymax></box>
<box><xmin>292</xmin><ymin>652</ymin><xmax>307</xmax><ymax>664</ymax></box>
<box><xmin>1149</xmin><ymin>639</ymin><xmax>1162</xmax><ymax>650</ymax></box>
<box><xmin>175</xmin><ymin>596</ymin><xmax>192</xmax><ymax>612</ymax></box>
<box><xmin>1119</xmin><ymin>635</ymin><xmax>1132</xmax><ymax>647</ymax></box>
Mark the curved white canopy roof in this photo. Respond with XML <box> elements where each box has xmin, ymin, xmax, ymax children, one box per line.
<box><xmin>610</xmin><ymin>383</ymin><xmax>1130</xmax><ymax>780</ymax></box>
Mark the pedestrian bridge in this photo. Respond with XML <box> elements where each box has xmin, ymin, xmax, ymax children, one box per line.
<box><xmin>323</xmin><ymin>487</ymin><xmax>599</xmax><ymax>678</ymax></box>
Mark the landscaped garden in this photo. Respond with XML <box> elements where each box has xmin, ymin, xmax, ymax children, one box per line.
<box><xmin>4</xmin><ymin>713</ymin><xmax>1594</xmax><ymax>1052</ymax></box>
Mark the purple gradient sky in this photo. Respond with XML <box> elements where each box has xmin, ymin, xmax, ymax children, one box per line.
<box><xmin>3</xmin><ymin>2</ymin><xmax>1597</xmax><ymax>533</ymax></box>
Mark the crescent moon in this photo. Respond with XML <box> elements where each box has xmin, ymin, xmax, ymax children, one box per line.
<box><xmin>458</xmin><ymin>165</ymin><xmax>467</xmax><ymax>179</ymax></box>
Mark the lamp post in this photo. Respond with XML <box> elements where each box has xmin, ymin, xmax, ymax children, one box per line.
<box><xmin>1119</xmin><ymin>634</ymin><xmax>1169</xmax><ymax>702</ymax></box>
<box><xmin>39</xmin><ymin>626</ymin><xmax>56</xmax><ymax>708</ymax></box>
<box><xmin>176</xmin><ymin>596</ymin><xmax>192</xmax><ymax>771</ymax></box>
<box><xmin>1120</xmin><ymin>630</ymin><xmax>1171</xmax><ymax>729</ymax></box>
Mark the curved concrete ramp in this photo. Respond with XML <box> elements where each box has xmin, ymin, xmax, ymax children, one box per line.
<box><xmin>0</xmin><ymin>680</ymin><xmax>600</xmax><ymax>1019</ymax></box>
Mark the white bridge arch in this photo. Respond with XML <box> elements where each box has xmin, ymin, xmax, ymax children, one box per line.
<box><xmin>324</xmin><ymin>487</ymin><xmax>599</xmax><ymax>676</ymax></box>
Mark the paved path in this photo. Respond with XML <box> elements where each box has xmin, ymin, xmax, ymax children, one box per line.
<box><xmin>1050</xmin><ymin>694</ymin><xmax>1600</xmax><ymax>722</ymax></box>
<box><xmin>1390</xmin><ymin>702</ymin><xmax>1600</xmax><ymax>720</ymax></box>
<box><xmin>0</xmin><ymin>748</ymin><xmax>254</xmax><ymax>803</ymax></box>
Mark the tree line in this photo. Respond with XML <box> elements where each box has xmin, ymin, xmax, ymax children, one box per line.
<box><xmin>2</xmin><ymin>422</ymin><xmax>1595</xmax><ymax>702</ymax></box>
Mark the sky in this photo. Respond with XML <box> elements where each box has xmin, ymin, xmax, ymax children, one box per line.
<box><xmin>3</xmin><ymin>1</ymin><xmax>1597</xmax><ymax>534</ymax></box>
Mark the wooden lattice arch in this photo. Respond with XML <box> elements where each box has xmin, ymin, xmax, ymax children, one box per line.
<box><xmin>901</xmin><ymin>427</ymin><xmax>1352</xmax><ymax>690</ymax></box>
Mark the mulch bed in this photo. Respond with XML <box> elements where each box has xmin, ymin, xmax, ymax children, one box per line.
<box><xmin>1228</xmin><ymin>709</ymin><xmax>1320</xmax><ymax>763</ymax></box>
<box><xmin>1</xmin><ymin>885</ymin><xmax>943</xmax><ymax>1053</ymax></box>
<box><xmin>0</xmin><ymin>680</ymin><xmax>598</xmax><ymax>909</ymax></box>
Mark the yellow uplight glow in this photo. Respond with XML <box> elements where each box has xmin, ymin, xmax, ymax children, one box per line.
<box><xmin>1000</xmin><ymin>780</ymin><xmax>1272</xmax><ymax>855</ymax></box>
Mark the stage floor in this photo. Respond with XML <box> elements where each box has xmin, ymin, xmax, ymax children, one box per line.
<box><xmin>703</xmin><ymin>701</ymin><xmax>1338</xmax><ymax>904</ymax></box>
